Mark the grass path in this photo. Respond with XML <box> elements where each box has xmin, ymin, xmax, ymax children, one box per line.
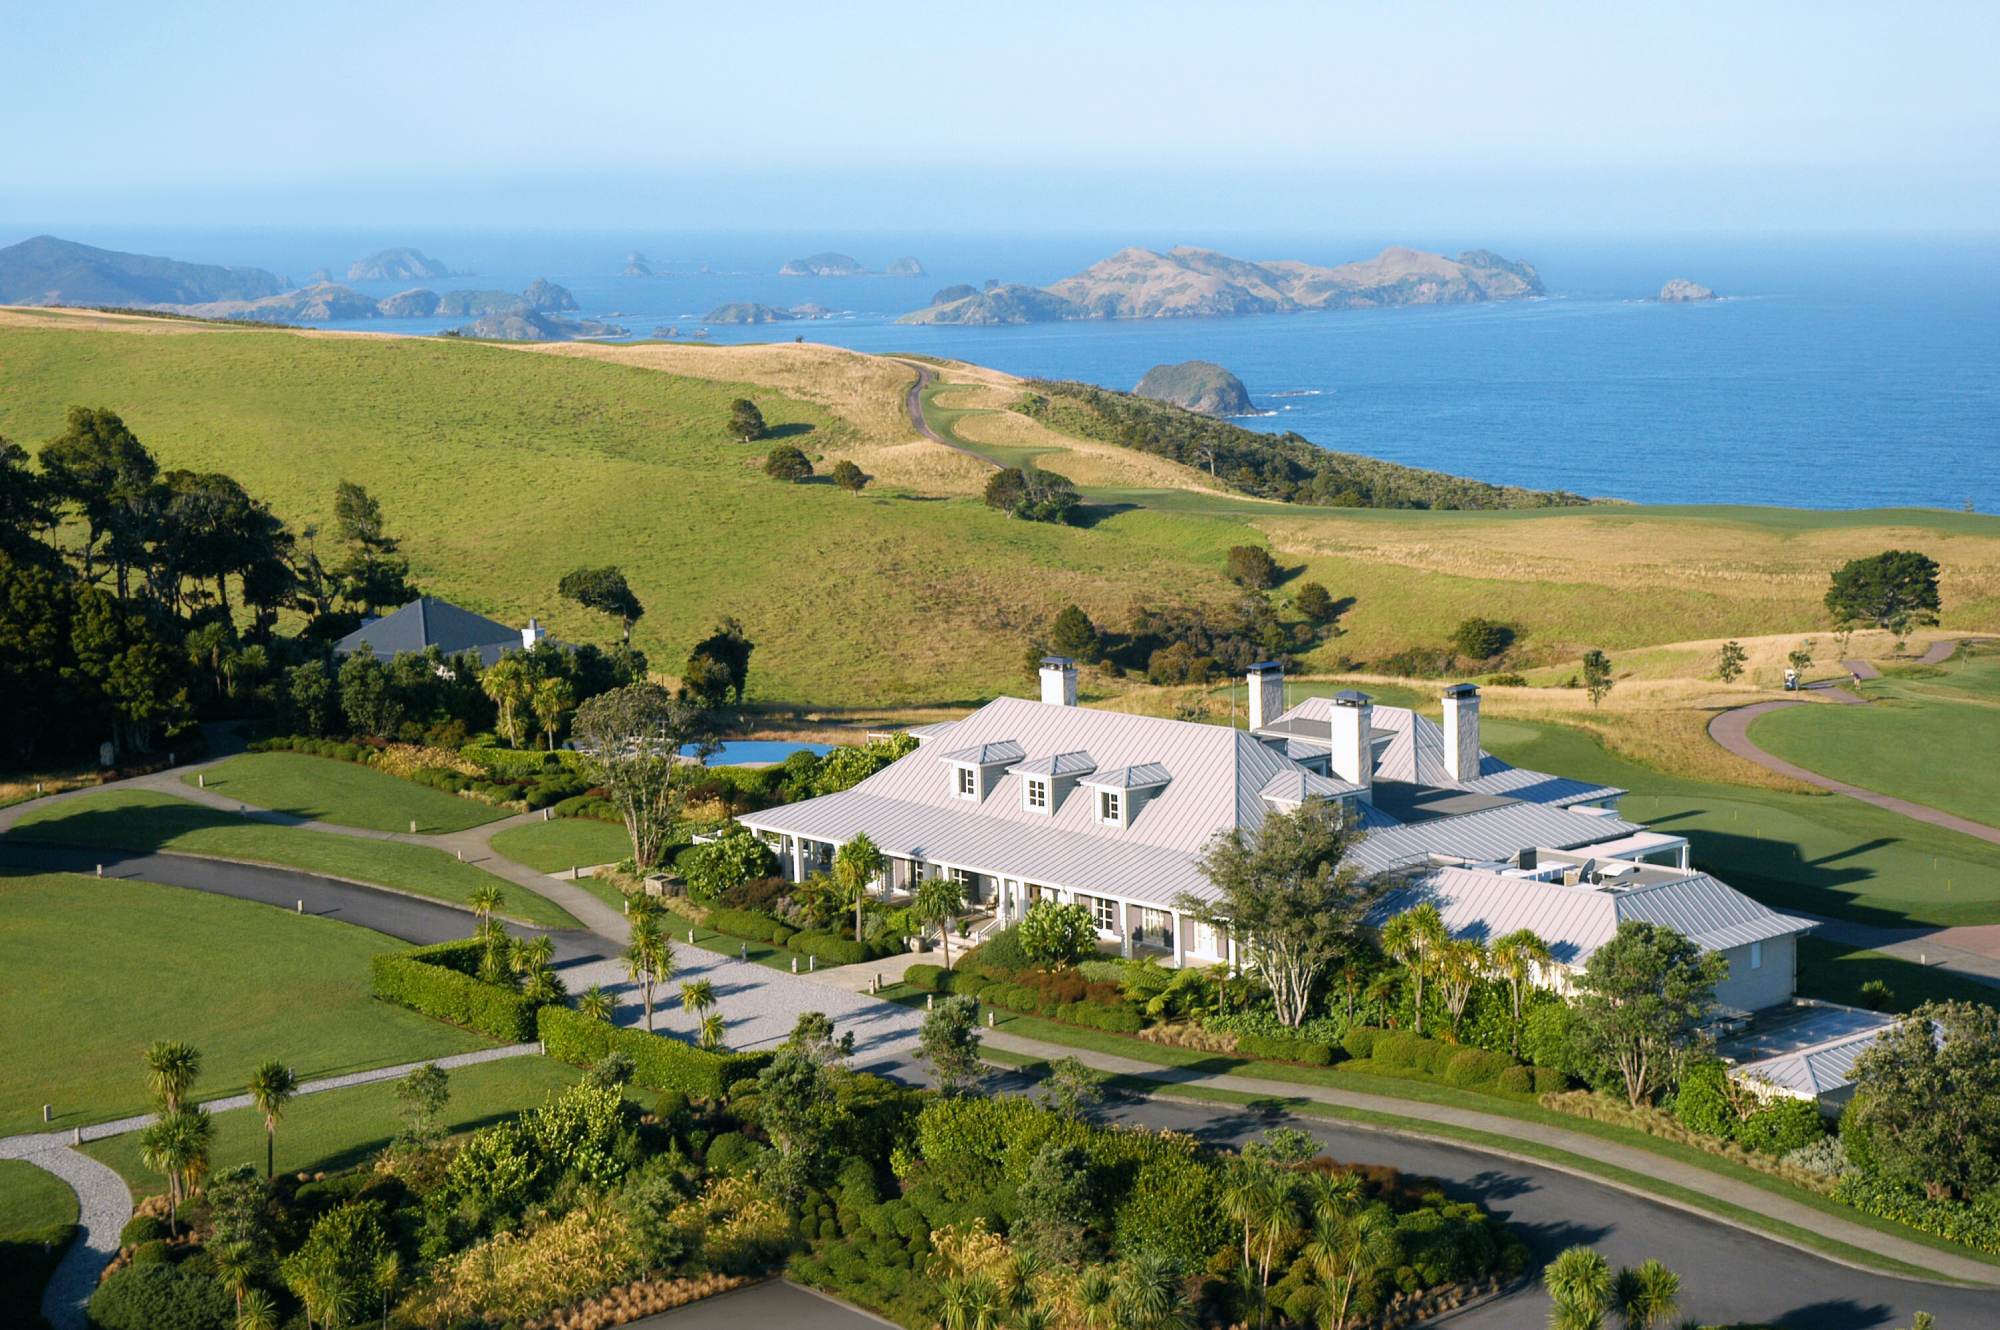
<box><xmin>188</xmin><ymin>752</ymin><xmax>508</xmax><ymax>833</ymax></box>
<box><xmin>4</xmin><ymin>789</ymin><xmax>576</xmax><ymax>927</ymax></box>
<box><xmin>0</xmin><ymin>873</ymin><xmax>493</xmax><ymax>1135</ymax></box>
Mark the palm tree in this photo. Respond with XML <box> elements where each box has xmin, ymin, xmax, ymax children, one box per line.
<box><xmin>577</xmin><ymin>984</ymin><xmax>619</xmax><ymax>1023</ymax></box>
<box><xmin>138</xmin><ymin>1107</ymin><xmax>212</xmax><ymax>1235</ymax></box>
<box><xmin>372</xmin><ymin>1250</ymin><xmax>402</xmax><ymax>1330</ymax></box>
<box><xmin>530</xmin><ymin>674</ymin><xmax>575</xmax><ymax>750</ymax></box>
<box><xmin>1437</xmin><ymin>936</ymin><xmax>1488</xmax><ymax>1035</ymax></box>
<box><xmin>940</xmin><ymin>1273</ymin><xmax>1004</xmax><ymax>1330</ymax></box>
<box><xmin>915</xmin><ymin>873</ymin><xmax>968</xmax><ymax>970</ymax></box>
<box><xmin>1611</xmin><ymin>1259</ymin><xmax>1680</xmax><ymax>1330</ymax></box>
<box><xmin>833</xmin><ymin>833</ymin><xmax>885</xmax><ymax>942</ymax></box>
<box><xmin>699</xmin><ymin>1009</ymin><xmax>726</xmax><ymax>1051</ymax></box>
<box><xmin>212</xmin><ymin>1239</ymin><xmax>257</xmax><ymax>1318</ymax></box>
<box><xmin>1248</xmin><ymin>1170</ymin><xmax>1298</xmax><ymax>1290</ymax></box>
<box><xmin>680</xmin><ymin>978</ymin><xmax>716</xmax><ymax>1018</ymax></box>
<box><xmin>521</xmin><ymin>965</ymin><xmax>567</xmax><ymax>1003</ymax></box>
<box><xmin>1113</xmin><ymin>1252</ymin><xmax>1192</xmax><ymax>1330</ymax></box>
<box><xmin>625</xmin><ymin>914</ymin><xmax>674</xmax><ymax>1031</ymax></box>
<box><xmin>1379</xmin><ymin>905</ymin><xmax>1447</xmax><ymax>1035</ymax></box>
<box><xmin>510</xmin><ymin>933</ymin><xmax>555</xmax><ymax>975</ymax></box>
<box><xmin>469</xmin><ymin>885</ymin><xmax>506</xmax><ymax>934</ymax></box>
<box><xmin>1491</xmin><ymin>928</ymin><xmax>1553</xmax><ymax>1055</ymax></box>
<box><xmin>145</xmin><ymin>1040</ymin><xmax>202</xmax><ymax>1114</ymax></box>
<box><xmin>481</xmin><ymin>655</ymin><xmax>533</xmax><ymax>748</ymax></box>
<box><xmin>246</xmin><ymin>1059</ymin><xmax>297</xmax><ymax>1181</ymax></box>
<box><xmin>236</xmin><ymin>1288</ymin><xmax>279</xmax><ymax>1330</ymax></box>
<box><xmin>1543</xmin><ymin>1245</ymin><xmax>1614</xmax><ymax>1330</ymax></box>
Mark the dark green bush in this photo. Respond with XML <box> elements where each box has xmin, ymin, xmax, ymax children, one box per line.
<box><xmin>370</xmin><ymin>941</ymin><xmax>539</xmax><ymax>1041</ymax></box>
<box><xmin>1342</xmin><ymin>1026</ymin><xmax>1382</xmax><ymax>1060</ymax></box>
<box><xmin>1496</xmin><ymin>1064</ymin><xmax>1534</xmax><ymax>1095</ymax></box>
<box><xmin>1443</xmin><ymin>1047</ymin><xmax>1510</xmax><ymax>1088</ymax></box>
<box><xmin>960</xmin><ymin>926</ymin><xmax>1029</xmax><ymax>977</ymax></box>
<box><xmin>118</xmin><ymin>1215</ymin><xmax>167</xmax><ymax>1247</ymax></box>
<box><xmin>1237</xmin><ymin>1033</ymin><xmax>1339</xmax><ymax>1066</ymax></box>
<box><xmin>127</xmin><ymin>1240</ymin><xmax>173</xmax><ymax>1267</ymax></box>
<box><xmin>789</xmin><ymin>930</ymin><xmax>875</xmax><ymax>967</ymax></box>
<box><xmin>705</xmin><ymin>1131</ymin><xmax>765</xmax><ymax>1176</ymax></box>
<box><xmin>704</xmin><ymin>906</ymin><xmax>783</xmax><ymax>941</ymax></box>
<box><xmin>905</xmin><ymin>964</ymin><xmax>948</xmax><ymax>991</ymax></box>
<box><xmin>87</xmin><ymin>1263</ymin><xmax>231</xmax><ymax>1330</ymax></box>
<box><xmin>1671</xmin><ymin>1059</ymin><xmax>1738</xmax><ymax>1139</ymax></box>
<box><xmin>1531</xmin><ymin>1066</ymin><xmax>1569</xmax><ymax>1095</ymax></box>
<box><xmin>536</xmin><ymin>1005</ymin><xmax>768</xmax><ymax>1099</ymax></box>
<box><xmin>1736</xmin><ymin>1097</ymin><xmax>1827</xmax><ymax>1156</ymax></box>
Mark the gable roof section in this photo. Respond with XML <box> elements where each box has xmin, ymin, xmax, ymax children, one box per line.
<box><xmin>334</xmin><ymin>596</ymin><xmax>523</xmax><ymax>664</ymax></box>
<box><xmin>1085</xmin><ymin>763</ymin><xmax>1174</xmax><ymax>790</ymax></box>
<box><xmin>755</xmin><ymin>695</ymin><xmax>1300</xmax><ymax>857</ymax></box>
<box><xmin>1011</xmin><ymin>750</ymin><xmax>1099</xmax><ymax>778</ymax></box>
<box><xmin>1374</xmin><ymin>865</ymin><xmax>1812</xmax><ymax>967</ymax></box>
<box><xmin>937</xmin><ymin>740</ymin><xmax>1026</xmax><ymax>766</ymax></box>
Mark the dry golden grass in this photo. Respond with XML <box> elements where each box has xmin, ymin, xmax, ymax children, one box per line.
<box><xmin>950</xmin><ymin>397</ymin><xmax>1240</xmax><ymax>491</ymax></box>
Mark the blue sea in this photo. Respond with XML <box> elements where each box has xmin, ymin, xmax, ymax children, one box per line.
<box><xmin>18</xmin><ymin>226</ymin><xmax>2000</xmax><ymax>510</ymax></box>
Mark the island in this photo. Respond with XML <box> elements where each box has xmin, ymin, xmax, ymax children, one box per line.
<box><xmin>779</xmin><ymin>251</ymin><xmax>866</xmax><ymax>277</ymax></box>
<box><xmin>1134</xmin><ymin>361</ymin><xmax>1255</xmax><ymax>417</ymax></box>
<box><xmin>521</xmin><ymin>277</ymin><xmax>577</xmax><ymax>312</ymax></box>
<box><xmin>455</xmin><ymin>309</ymin><xmax>626</xmax><ymax>341</ymax></box>
<box><xmin>347</xmin><ymin>247</ymin><xmax>452</xmax><ymax>281</ymax></box>
<box><xmin>704</xmin><ymin>302</ymin><xmax>797</xmax><ymax>324</ymax></box>
<box><xmin>620</xmin><ymin>251</ymin><xmax>654</xmax><ymax>277</ymax></box>
<box><xmin>433</xmin><ymin>288</ymin><xmax>520</xmax><ymax>317</ymax></box>
<box><xmin>0</xmin><ymin>234</ymin><xmax>286</xmax><ymax>307</ymax></box>
<box><xmin>377</xmin><ymin>288</ymin><xmax>440</xmax><ymax>317</ymax></box>
<box><xmin>1659</xmin><ymin>278</ymin><xmax>1718</xmax><ymax>302</ymax></box>
<box><xmin>169</xmin><ymin>282</ymin><xmax>385</xmax><ymax>323</ymax></box>
<box><xmin>901</xmin><ymin>244</ymin><xmax>1543</xmax><ymax>324</ymax></box>
<box><xmin>930</xmin><ymin>283</ymin><xmax>978</xmax><ymax>305</ymax></box>
<box><xmin>885</xmin><ymin>256</ymin><xmax>927</xmax><ymax>276</ymax></box>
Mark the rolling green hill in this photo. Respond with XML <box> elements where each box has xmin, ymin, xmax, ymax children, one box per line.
<box><xmin>2</xmin><ymin>311</ymin><xmax>1996</xmax><ymax>707</ymax></box>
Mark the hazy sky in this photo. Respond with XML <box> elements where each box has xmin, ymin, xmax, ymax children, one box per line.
<box><xmin>5</xmin><ymin>0</ymin><xmax>1996</xmax><ymax>231</ymax></box>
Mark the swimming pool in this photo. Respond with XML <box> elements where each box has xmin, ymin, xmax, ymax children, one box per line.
<box><xmin>683</xmin><ymin>739</ymin><xmax>836</xmax><ymax>766</ymax></box>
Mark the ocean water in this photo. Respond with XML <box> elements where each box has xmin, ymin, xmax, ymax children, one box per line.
<box><xmin>19</xmin><ymin>226</ymin><xmax>1999</xmax><ymax>510</ymax></box>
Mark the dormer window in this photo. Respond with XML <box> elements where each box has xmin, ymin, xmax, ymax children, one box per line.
<box><xmin>1098</xmin><ymin>789</ymin><xmax>1122</xmax><ymax>825</ymax></box>
<box><xmin>1025</xmin><ymin>777</ymin><xmax>1050</xmax><ymax>812</ymax></box>
<box><xmin>954</xmin><ymin>765</ymin><xmax>977</xmax><ymax>799</ymax></box>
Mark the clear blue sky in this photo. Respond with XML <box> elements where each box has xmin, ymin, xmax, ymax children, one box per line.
<box><xmin>4</xmin><ymin>0</ymin><xmax>1995</xmax><ymax>232</ymax></box>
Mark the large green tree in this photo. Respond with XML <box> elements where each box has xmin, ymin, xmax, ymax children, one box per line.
<box><xmin>1569</xmin><ymin>922</ymin><xmax>1726</xmax><ymax>1106</ymax></box>
<box><xmin>1846</xmin><ymin>1000</ymin><xmax>2000</xmax><ymax>1200</ymax></box>
<box><xmin>573</xmin><ymin>683</ymin><xmax>714</xmax><ymax>868</ymax></box>
<box><xmin>39</xmin><ymin>406</ymin><xmax>157</xmax><ymax>594</ymax></box>
<box><xmin>558</xmin><ymin>565</ymin><xmax>644</xmax><ymax>643</ymax></box>
<box><xmin>683</xmin><ymin>617</ymin><xmax>755</xmax><ymax>705</ymax></box>
<box><xmin>1182</xmin><ymin>798</ymin><xmax>1374</xmax><ymax>1027</ymax></box>
<box><xmin>1825</xmin><ymin>550</ymin><xmax>1942</xmax><ymax>641</ymax></box>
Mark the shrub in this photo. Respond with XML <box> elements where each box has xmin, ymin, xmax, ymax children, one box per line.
<box><xmin>537</xmin><ymin>1006</ymin><xmax>768</xmax><ymax>1099</ymax></box>
<box><xmin>1018</xmin><ymin>901</ymin><xmax>1099</xmax><ymax>966</ymax></box>
<box><xmin>87</xmin><ymin>1263</ymin><xmax>232</xmax><ymax>1330</ymax></box>
<box><xmin>705</xmin><ymin>906</ymin><xmax>784</xmax><ymax>942</ymax></box>
<box><xmin>1451</xmin><ymin>616</ymin><xmax>1511</xmax><ymax>660</ymax></box>
<box><xmin>705</xmin><ymin>1131</ymin><xmax>764</xmax><ymax>1176</ymax></box>
<box><xmin>905</xmin><ymin>964</ymin><xmax>948</xmax><ymax>992</ymax></box>
<box><xmin>1065</xmin><ymin>1003</ymin><xmax>1145</xmax><ymax>1034</ymax></box>
<box><xmin>1736</xmin><ymin>1097</ymin><xmax>1827</xmax><ymax>1156</ymax></box>
<box><xmin>1834</xmin><ymin>1175</ymin><xmax>2000</xmax><ymax>1254</ymax></box>
<box><xmin>371</xmin><ymin>941</ymin><xmax>540</xmax><ymax>1041</ymax></box>
<box><xmin>127</xmin><ymin>1239</ymin><xmax>173</xmax><ymax>1266</ymax></box>
<box><xmin>1443</xmin><ymin>1047</ymin><xmax>1510</xmax><ymax>1088</ymax></box>
<box><xmin>1371</xmin><ymin>1032</ymin><xmax>1424</xmax><ymax>1069</ymax></box>
<box><xmin>1225</xmin><ymin>544</ymin><xmax>1278</xmax><ymax>589</ymax></box>
<box><xmin>764</xmin><ymin>445</ymin><xmax>813</xmax><ymax>482</ymax></box>
<box><xmin>1237</xmin><ymin>1033</ymin><xmax>1339</xmax><ymax>1066</ymax></box>
<box><xmin>788</xmin><ymin>930</ymin><xmax>874</xmax><ymax>967</ymax></box>
<box><xmin>1531</xmin><ymin>1066</ymin><xmax>1570</xmax><ymax>1095</ymax></box>
<box><xmin>1342</xmin><ymin>1026</ymin><xmax>1382</xmax><ymax>1060</ymax></box>
<box><xmin>1496</xmin><ymin>1064</ymin><xmax>1534</xmax><ymax>1095</ymax></box>
<box><xmin>1671</xmin><ymin>1059</ymin><xmax>1739</xmax><ymax>1139</ymax></box>
<box><xmin>679</xmin><ymin>830</ymin><xmax>778</xmax><ymax>906</ymax></box>
<box><xmin>960</xmin><ymin>926</ymin><xmax>1030</xmax><ymax>977</ymax></box>
<box><xmin>119</xmin><ymin>1214</ymin><xmax>167</xmax><ymax>1247</ymax></box>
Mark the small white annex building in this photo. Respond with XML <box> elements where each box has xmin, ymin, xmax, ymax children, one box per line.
<box><xmin>737</xmin><ymin>658</ymin><xmax>1813</xmax><ymax>1010</ymax></box>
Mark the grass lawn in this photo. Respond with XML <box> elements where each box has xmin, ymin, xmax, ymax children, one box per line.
<box><xmin>3</xmin><ymin>317</ymin><xmax>1996</xmax><ymax>705</ymax></box>
<box><xmin>0</xmin><ymin>1158</ymin><xmax>78</xmax><ymax>1329</ymax></box>
<box><xmin>490</xmin><ymin>818</ymin><xmax>632</xmax><ymax>874</ymax></box>
<box><xmin>188</xmin><ymin>751</ymin><xmax>506</xmax><ymax>833</ymax></box>
<box><xmin>82</xmin><ymin>1055</ymin><xmax>583</xmax><ymax>1192</ymax></box>
<box><xmin>0</xmin><ymin>872</ymin><xmax>492</xmax><ymax>1135</ymax></box>
<box><xmin>1750</xmin><ymin>667</ymin><xmax>2000</xmax><ymax>832</ymax></box>
<box><xmin>1480</xmin><ymin>716</ymin><xmax>2000</xmax><ymax>928</ymax></box>
<box><xmin>5</xmin><ymin>790</ymin><xmax>576</xmax><ymax>927</ymax></box>
<box><xmin>1796</xmin><ymin>938</ymin><xmax>2000</xmax><ymax>1012</ymax></box>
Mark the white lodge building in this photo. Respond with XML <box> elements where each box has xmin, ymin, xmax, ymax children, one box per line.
<box><xmin>738</xmin><ymin>659</ymin><xmax>1811</xmax><ymax>1015</ymax></box>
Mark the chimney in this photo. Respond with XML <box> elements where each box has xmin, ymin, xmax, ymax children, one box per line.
<box><xmin>1246</xmin><ymin>661</ymin><xmax>1284</xmax><ymax>731</ymax></box>
<box><xmin>1442</xmin><ymin>683</ymin><xmax>1481</xmax><ymax>784</ymax></box>
<box><xmin>1330</xmin><ymin>690</ymin><xmax>1373</xmax><ymax>802</ymax></box>
<box><xmin>521</xmin><ymin>617</ymin><xmax>545</xmax><ymax>649</ymax></box>
<box><xmin>1039</xmin><ymin>655</ymin><xmax>1078</xmax><ymax>707</ymax></box>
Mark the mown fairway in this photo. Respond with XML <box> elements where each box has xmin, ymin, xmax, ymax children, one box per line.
<box><xmin>1481</xmin><ymin>716</ymin><xmax>2000</xmax><ymax>928</ymax></box>
<box><xmin>5</xmin><ymin>790</ymin><xmax>576</xmax><ymax>926</ymax></box>
<box><xmin>189</xmin><ymin>752</ymin><xmax>507</xmax><ymax>833</ymax></box>
<box><xmin>4</xmin><ymin>312</ymin><xmax>1996</xmax><ymax>705</ymax></box>
<box><xmin>0</xmin><ymin>873</ymin><xmax>491</xmax><ymax>1134</ymax></box>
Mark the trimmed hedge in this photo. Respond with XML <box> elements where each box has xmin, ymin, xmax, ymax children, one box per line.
<box><xmin>705</xmin><ymin>907</ymin><xmax>789</xmax><ymax>943</ymax></box>
<box><xmin>789</xmin><ymin>930</ymin><xmax>875</xmax><ymax>967</ymax></box>
<box><xmin>1342</xmin><ymin>1026</ymin><xmax>1382</xmax><ymax>1060</ymax></box>
<box><xmin>1236</xmin><ymin>1032</ymin><xmax>1341</xmax><ymax>1067</ymax></box>
<box><xmin>905</xmin><ymin>963</ymin><xmax>949</xmax><ymax>992</ymax></box>
<box><xmin>537</xmin><ymin>1006</ymin><xmax>769</xmax><ymax>1100</ymax></box>
<box><xmin>370</xmin><ymin>940</ymin><xmax>540</xmax><ymax>1041</ymax></box>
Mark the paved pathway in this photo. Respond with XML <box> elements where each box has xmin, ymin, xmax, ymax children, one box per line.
<box><xmin>1841</xmin><ymin>657</ymin><xmax>1884</xmax><ymax>681</ymax></box>
<box><xmin>983</xmin><ymin>1029</ymin><xmax>2000</xmax><ymax>1288</ymax></box>
<box><xmin>1</xmin><ymin>1044</ymin><xmax>537</xmax><ymax>1330</ymax></box>
<box><xmin>887</xmin><ymin>359</ymin><xmax>999</xmax><ymax>468</ymax></box>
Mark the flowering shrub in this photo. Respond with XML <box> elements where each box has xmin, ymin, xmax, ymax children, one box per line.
<box><xmin>415</xmin><ymin>1202</ymin><xmax>643</xmax><ymax>1327</ymax></box>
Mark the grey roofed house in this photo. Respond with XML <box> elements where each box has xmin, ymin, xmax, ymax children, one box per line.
<box><xmin>332</xmin><ymin>595</ymin><xmax>558</xmax><ymax>667</ymax></box>
<box><xmin>738</xmin><ymin>660</ymin><xmax>1797</xmax><ymax>992</ymax></box>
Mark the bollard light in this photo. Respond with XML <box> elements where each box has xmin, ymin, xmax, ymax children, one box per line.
<box><xmin>688</xmin><ymin>928</ymin><xmax>695</xmax><ymax>944</ymax></box>
<box><xmin>410</xmin><ymin>819</ymin><xmax>417</xmax><ymax>834</ymax></box>
<box><xmin>791</xmin><ymin>956</ymin><xmax>799</xmax><ymax>973</ymax></box>
<box><xmin>987</xmin><ymin>1012</ymin><xmax>995</xmax><ymax>1028</ymax></box>
<box><xmin>809</xmin><ymin>955</ymin><xmax>817</xmax><ymax>972</ymax></box>
<box><xmin>96</xmin><ymin>863</ymin><xmax>103</xmax><ymax>878</ymax></box>
<box><xmin>42</xmin><ymin>1104</ymin><xmax>51</xmax><ymax>1123</ymax></box>
<box><xmin>740</xmin><ymin>943</ymin><xmax>747</xmax><ymax>961</ymax></box>
<box><xmin>296</xmin><ymin>899</ymin><xmax>303</xmax><ymax>912</ymax></box>
<box><xmin>927</xmin><ymin>993</ymin><xmax>934</xmax><ymax>1010</ymax></box>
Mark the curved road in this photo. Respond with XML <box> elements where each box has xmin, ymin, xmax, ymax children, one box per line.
<box><xmin>889</xmin><ymin>358</ymin><xmax>998</xmax><ymax>468</ymax></box>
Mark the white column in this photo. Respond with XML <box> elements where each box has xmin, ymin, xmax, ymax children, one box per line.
<box><xmin>1226</xmin><ymin>929</ymin><xmax>1239</xmax><ymax>976</ymax></box>
<box><xmin>790</xmin><ymin>837</ymin><xmax>805</xmax><ymax>882</ymax></box>
<box><xmin>1171</xmin><ymin>909</ymin><xmax>1186</xmax><ymax>969</ymax></box>
<box><xmin>1119</xmin><ymin>900</ymin><xmax>1132</xmax><ymax>958</ymax></box>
